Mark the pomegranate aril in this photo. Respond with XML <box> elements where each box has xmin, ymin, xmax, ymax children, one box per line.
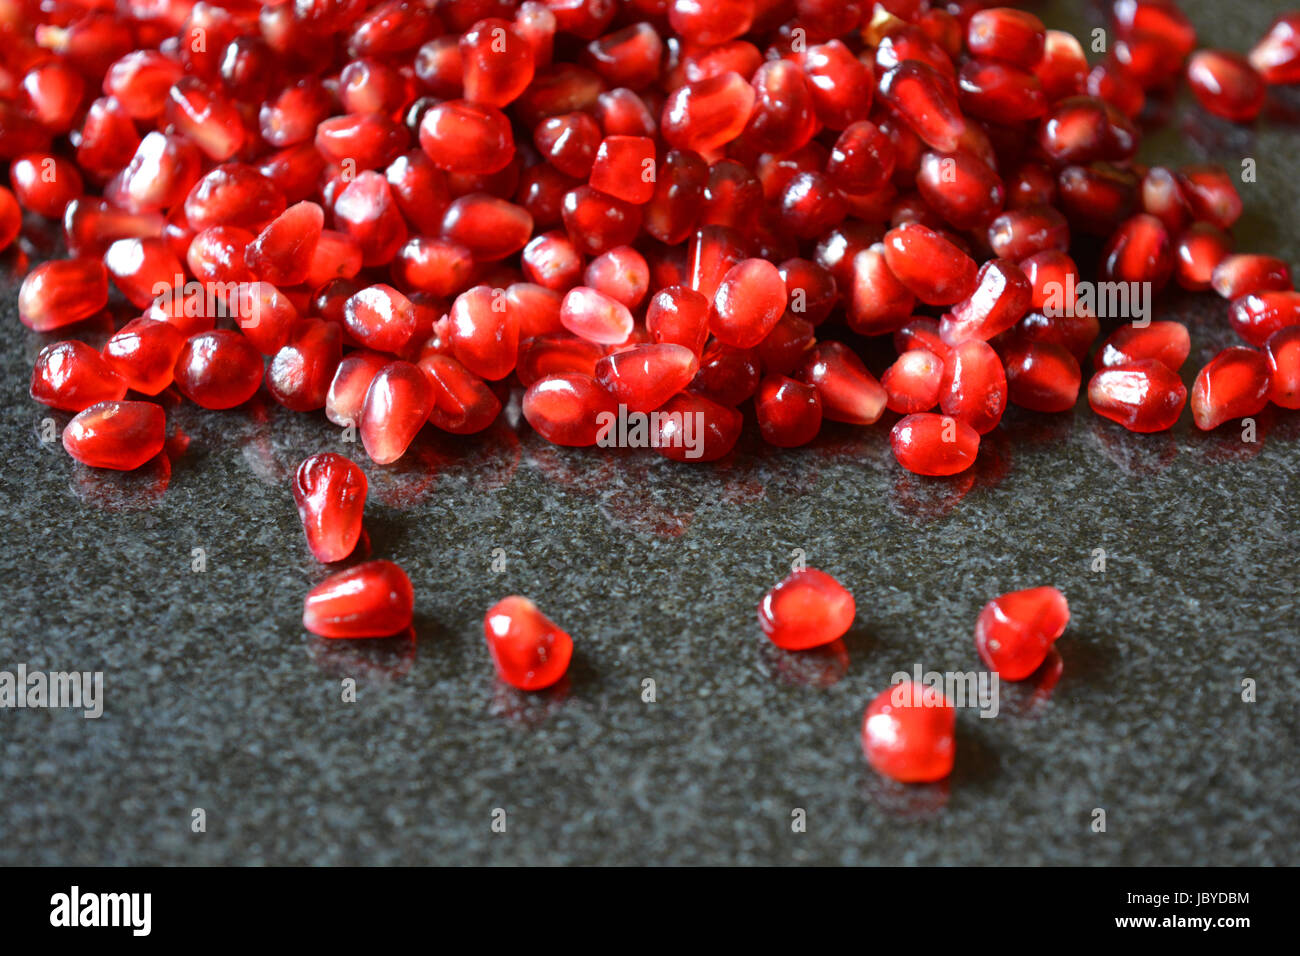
<box><xmin>847</xmin><ymin>244</ymin><xmax>915</xmax><ymax>335</ymax></box>
<box><xmin>1186</xmin><ymin>50</ymin><xmax>1266</xmax><ymax>122</ymax></box>
<box><xmin>516</xmin><ymin>333</ymin><xmax>605</xmax><ymax>387</ymax></box>
<box><xmin>987</xmin><ymin>205</ymin><xmax>1070</xmax><ymax>262</ymax></box>
<box><xmin>334</xmin><ymin>171</ymin><xmax>408</xmax><ymax>268</ymax></box>
<box><xmin>1176</xmin><ymin>165</ymin><xmax>1242</xmax><ymax>230</ymax></box>
<box><xmin>104</xmin><ymin>50</ymin><xmax>185</xmax><ymax>120</ymax></box>
<box><xmin>798</xmin><ymin>342</ymin><xmax>887</xmax><ymax>426</ymax></box>
<box><xmin>1228</xmin><ymin>292</ymin><xmax>1300</xmax><ymax>347</ymax></box>
<box><xmin>522</xmin><ymin>372</ymin><xmax>616</xmax><ymax>446</ymax></box>
<box><xmin>583</xmin><ymin>246</ymin><xmax>650</xmax><ymax>309</ymax></box>
<box><xmin>560</xmin><ymin>285</ymin><xmax>633</xmax><ymax>346</ymax></box>
<box><xmin>1003</xmin><ymin>339</ymin><xmax>1081</xmax><ymax>413</ymax></box>
<box><xmin>644</xmin><ymin>149</ymin><xmax>708</xmax><ymax>245</ymax></box>
<box><xmin>484</xmin><ymin>596</ymin><xmax>572</xmax><ymax>691</ymax></box>
<box><xmin>861</xmin><ymin>681</ymin><xmax>956</xmax><ymax>783</ymax></box>
<box><xmin>1141</xmin><ymin>166</ymin><xmax>1192</xmax><ymax>234</ymax></box>
<box><xmin>1211</xmin><ymin>256</ymin><xmax>1293</xmax><ymax>300</ymax></box>
<box><xmin>1057</xmin><ymin>163</ymin><xmax>1139</xmax><ymax>238</ymax></box>
<box><xmin>62</xmin><ymin>400</ymin><xmax>166</xmax><ymax>472</ymax></box>
<box><xmin>646</xmin><ymin>285</ymin><xmax>710</xmax><ymax>355</ymax></box>
<box><xmin>1191</xmin><ymin>347</ymin><xmax>1271</xmax><ymax>430</ymax></box>
<box><xmin>584</xmin><ymin>23</ymin><xmax>661</xmax><ymax>90</ymax></box>
<box><xmin>1265</xmin><ymin>327</ymin><xmax>1300</xmax><ymax>409</ymax></box>
<box><xmin>18</xmin><ymin>258</ymin><xmax>109</xmax><ymax>332</ymax></box>
<box><xmin>654</xmin><ymin>391</ymin><xmax>743</xmax><ymax>462</ymax></box>
<box><xmin>1100</xmin><ymin>213</ymin><xmax>1174</xmax><ymax>291</ymax></box>
<box><xmin>326</xmin><ymin>351</ymin><xmax>389</xmax><ymax>427</ymax></box>
<box><xmin>1175</xmin><ymin>222</ymin><xmax>1233</xmax><ymax>292</ymax></box>
<box><xmin>304</xmin><ymin>560</ymin><xmax>414</xmax><ymax>639</ymax></box>
<box><xmin>957</xmin><ymin>58</ymin><xmax>1047</xmax><ymax>124</ymax></box>
<box><xmin>1036</xmin><ymin>96</ymin><xmax>1137</xmax><ymax>167</ymax></box>
<box><xmin>460</xmin><ymin>18</ymin><xmax>534</xmax><ymax>107</ymax></box>
<box><xmin>941</xmin><ymin>259</ymin><xmax>1032</xmax><ymax>345</ymax></box>
<box><xmin>882</xmin><ymin>222</ymin><xmax>978</xmax><ymax>306</ymax></box>
<box><xmin>1250</xmin><ymin>13</ymin><xmax>1300</xmax><ymax>85</ymax></box>
<box><xmin>419</xmin><ymin>353</ymin><xmax>502</xmax><ymax>435</ymax></box>
<box><xmin>101</xmin><ymin>318</ymin><xmax>185</xmax><ymax>396</ymax></box>
<box><xmin>165</xmin><ymin>78</ymin><xmax>244</xmax><ymax>161</ymax></box>
<box><xmin>1088</xmin><ymin>360</ymin><xmax>1187</xmax><ymax>433</ymax></box>
<box><xmin>561</xmin><ymin>185</ymin><xmax>641</xmax><ymax>256</ymax></box>
<box><xmin>595</xmin><ymin>344</ymin><xmax>699</xmax><ymax>413</ymax></box>
<box><xmin>267</xmin><ymin>319</ymin><xmax>343</xmax><ymax>412</ymax></box>
<box><xmin>419</xmin><ymin>99</ymin><xmax>515</xmax><ymax>174</ymax></box>
<box><xmin>756</xmin><ymin>374</ymin><xmax>823</xmax><ymax>448</ymax></box>
<box><xmin>939</xmin><ymin>339</ymin><xmax>1007</xmax><ymax>435</ymax></box>
<box><xmin>0</xmin><ymin>186</ymin><xmax>20</xmax><ymax>252</ymax></box>
<box><xmin>967</xmin><ymin>7</ymin><xmax>1045</xmax><ymax>69</ymax></box>
<box><xmin>293</xmin><ymin>453</ymin><xmax>368</xmax><ymax>564</ymax></box>
<box><xmin>803</xmin><ymin>39</ymin><xmax>873</xmax><ymax>130</ymax></box>
<box><xmin>660</xmin><ymin>71</ymin><xmax>756</xmax><ymax>154</ymax></box>
<box><xmin>878</xmin><ymin>61</ymin><xmax>966</xmax><ymax>154</ymax></box>
<box><xmin>234</xmin><ymin>282</ymin><xmax>300</xmax><ymax>356</ymax></box>
<box><xmin>172</xmin><ymin>330</ymin><xmax>263</xmax><ymax>410</ymax></box>
<box><xmin>360</xmin><ymin>360</ymin><xmax>434</xmax><ymax>464</ymax></box>
<box><xmin>883</xmin><ymin>349</ymin><xmax>944</xmax><ymax>414</ymax></box>
<box><xmin>1086</xmin><ymin>60</ymin><xmax>1146</xmax><ymax>120</ymax></box>
<box><xmin>974</xmin><ymin>586</ymin><xmax>1069</xmax><ymax>681</ymax></box>
<box><xmin>593</xmin><ymin>88</ymin><xmax>656</xmax><ymax>137</ymax></box>
<box><xmin>31</xmin><ymin>341</ymin><xmax>127</xmax><ymax>413</ymax></box>
<box><xmin>10</xmin><ymin>153</ymin><xmax>83</xmax><ymax>220</ymax></box>
<box><xmin>710</xmin><ymin>258</ymin><xmax>787</xmax><ymax>349</ymax></box>
<box><xmin>244</xmin><ymin>201</ymin><xmax>324</xmax><ymax>287</ymax></box>
<box><xmin>759</xmin><ymin>568</ymin><xmax>854</xmax><ymax>652</ymax></box>
<box><xmin>588</xmin><ymin>135</ymin><xmax>656</xmax><ymax>205</ymax></box>
<box><xmin>343</xmin><ymin>284</ymin><xmax>418</xmax><ymax>355</ymax></box>
<box><xmin>1098</xmin><ymin>321</ymin><xmax>1190</xmax><ymax>371</ymax></box>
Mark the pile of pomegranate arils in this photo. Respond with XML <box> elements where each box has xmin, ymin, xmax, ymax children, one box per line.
<box><xmin>9</xmin><ymin>0</ymin><xmax>1300</xmax><ymax>781</ymax></box>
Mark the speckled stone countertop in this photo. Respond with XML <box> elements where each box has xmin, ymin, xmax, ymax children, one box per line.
<box><xmin>1</xmin><ymin>0</ymin><xmax>1297</xmax><ymax>865</ymax></box>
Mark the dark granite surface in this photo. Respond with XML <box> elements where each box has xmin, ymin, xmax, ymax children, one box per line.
<box><xmin>1</xmin><ymin>1</ymin><xmax>1298</xmax><ymax>866</ymax></box>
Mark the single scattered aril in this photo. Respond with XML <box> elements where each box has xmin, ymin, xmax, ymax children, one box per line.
<box><xmin>1087</xmin><ymin>361</ymin><xmax>1188</xmax><ymax>433</ymax></box>
<box><xmin>758</xmin><ymin>568</ymin><xmax>855</xmax><ymax>651</ymax></box>
<box><xmin>890</xmin><ymin>413</ymin><xmax>980</xmax><ymax>476</ymax></box>
<box><xmin>974</xmin><ymin>586</ymin><xmax>1070</xmax><ymax>681</ymax></box>
<box><xmin>483</xmin><ymin>596</ymin><xmax>573</xmax><ymax>691</ymax></box>
<box><xmin>31</xmin><ymin>341</ymin><xmax>127</xmax><ymax>412</ymax></box>
<box><xmin>303</xmin><ymin>560</ymin><xmax>414</xmax><ymax>639</ymax></box>
<box><xmin>62</xmin><ymin>400</ymin><xmax>165</xmax><ymax>471</ymax></box>
<box><xmin>862</xmin><ymin>681</ymin><xmax>956</xmax><ymax>784</ymax></box>
<box><xmin>292</xmin><ymin>454</ymin><xmax>368</xmax><ymax>564</ymax></box>
<box><xmin>1191</xmin><ymin>347</ymin><xmax>1271</xmax><ymax>430</ymax></box>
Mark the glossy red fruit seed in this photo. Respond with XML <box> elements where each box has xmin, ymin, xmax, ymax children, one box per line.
<box><xmin>522</xmin><ymin>372</ymin><xmax>616</xmax><ymax>446</ymax></box>
<box><xmin>174</xmin><ymin>331</ymin><xmax>264</xmax><ymax>410</ymax></box>
<box><xmin>847</xmin><ymin>244</ymin><xmax>915</xmax><ymax>335</ymax></box>
<box><xmin>484</xmin><ymin>596</ymin><xmax>573</xmax><ymax>691</ymax></box>
<box><xmin>967</xmin><ymin>8</ymin><xmax>1046</xmax><ymax>69</ymax></box>
<box><xmin>1227</xmin><ymin>292</ymin><xmax>1300</xmax><ymax>347</ymax></box>
<box><xmin>883</xmin><ymin>349</ymin><xmax>944</xmax><ymax>414</ymax></box>
<box><xmin>1191</xmin><ymin>347</ymin><xmax>1271</xmax><ymax>430</ymax></box>
<box><xmin>974</xmin><ymin>586</ymin><xmax>1069</xmax><ymax>681</ymax></box>
<box><xmin>1002</xmin><ymin>339</ymin><xmax>1081</xmax><ymax>413</ymax></box>
<box><xmin>303</xmin><ymin>560</ymin><xmax>414</xmax><ymax>638</ymax></box>
<box><xmin>756</xmin><ymin>375</ymin><xmax>823</xmax><ymax>447</ymax></box>
<box><xmin>987</xmin><ymin>205</ymin><xmax>1070</xmax><ymax>262</ymax></box>
<box><xmin>360</xmin><ymin>361</ymin><xmax>434</xmax><ymax>464</ymax></box>
<box><xmin>166</xmin><ymin>78</ymin><xmax>243</xmax><ymax>161</ymax></box>
<box><xmin>442</xmin><ymin>193</ymin><xmax>534</xmax><ymax>262</ymax></box>
<box><xmin>533</xmin><ymin>111</ymin><xmax>601</xmax><ymax>178</ymax></box>
<box><xmin>957</xmin><ymin>58</ymin><xmax>1048</xmax><ymax>124</ymax></box>
<box><xmin>798</xmin><ymin>342</ymin><xmax>887</xmax><ymax>426</ymax></box>
<box><xmin>461</xmin><ymin>18</ymin><xmax>535</xmax><ymax>107</ymax></box>
<box><xmin>758</xmin><ymin>568</ymin><xmax>855</xmax><ymax>651</ymax></box>
<box><xmin>293</xmin><ymin>453</ymin><xmax>368</xmax><ymax>564</ymax></box>
<box><xmin>861</xmin><ymin>681</ymin><xmax>956</xmax><ymax>784</ymax></box>
<box><xmin>18</xmin><ymin>259</ymin><xmax>110</xmax><ymax>332</ymax></box>
<box><xmin>1211</xmin><ymin>255</ymin><xmax>1292</xmax><ymax>300</ymax></box>
<box><xmin>267</xmin><ymin>320</ymin><xmax>343</xmax><ymax>412</ymax></box>
<box><xmin>1036</xmin><ymin>96</ymin><xmax>1137</xmax><ymax>167</ymax></box>
<box><xmin>326</xmin><ymin>351</ymin><xmax>390</xmax><ymax>427</ymax></box>
<box><xmin>1088</xmin><ymin>360</ymin><xmax>1187</xmax><ymax>433</ymax></box>
<box><xmin>939</xmin><ymin>340</ymin><xmax>1007</xmax><ymax>435</ymax></box>
<box><xmin>418</xmin><ymin>100</ymin><xmax>515</xmax><ymax>174</ymax></box>
<box><xmin>104</xmin><ymin>237</ymin><xmax>184</xmax><ymax>310</ymax></box>
<box><xmin>102</xmin><ymin>318</ymin><xmax>187</xmax><ymax>396</ymax></box>
<box><xmin>1098</xmin><ymin>321</ymin><xmax>1191</xmax><ymax>371</ymax></box>
<box><xmin>31</xmin><ymin>341</ymin><xmax>127</xmax><ymax>412</ymax></box>
<box><xmin>878</xmin><ymin>62</ymin><xmax>967</xmax><ymax>154</ymax></box>
<box><xmin>647</xmin><ymin>285</ymin><xmax>710</xmax><ymax>355</ymax></box>
<box><xmin>561</xmin><ymin>185</ymin><xmax>641</xmax><ymax>256</ymax></box>
<box><xmin>1176</xmin><ymin>165</ymin><xmax>1242</xmax><ymax>230</ymax></box>
<box><xmin>595</xmin><ymin>344</ymin><xmax>699</xmax><ymax>413</ymax></box>
<box><xmin>1175</xmin><ymin>222</ymin><xmax>1233</xmax><ymax>292</ymax></box>
<box><xmin>1186</xmin><ymin>50</ymin><xmax>1266</xmax><ymax>122</ymax></box>
<box><xmin>10</xmin><ymin>153</ymin><xmax>83</xmax><ymax>219</ymax></box>
<box><xmin>1266</xmin><ymin>327</ymin><xmax>1300</xmax><ymax>409</ymax></box>
<box><xmin>517</xmin><ymin>334</ymin><xmax>606</xmax><ymax>387</ymax></box>
<box><xmin>655</xmin><ymin>391</ymin><xmax>744</xmax><ymax>463</ymax></box>
<box><xmin>584</xmin><ymin>246</ymin><xmax>650</xmax><ymax>308</ymax></box>
<box><xmin>803</xmin><ymin>39</ymin><xmax>873</xmax><ymax>130</ymax></box>
<box><xmin>890</xmin><ymin>413</ymin><xmax>979</xmax><ymax>476</ymax></box>
<box><xmin>710</xmin><ymin>258</ymin><xmax>787</xmax><ymax>348</ymax></box>
<box><xmin>941</xmin><ymin>259</ymin><xmax>1032</xmax><ymax>344</ymax></box>
<box><xmin>334</xmin><ymin>171</ymin><xmax>408</xmax><ymax>267</ymax></box>
<box><xmin>644</xmin><ymin>149</ymin><xmax>709</xmax><ymax>245</ymax></box>
<box><xmin>560</xmin><ymin>286</ymin><xmax>633</xmax><ymax>346</ymax></box>
<box><xmin>660</xmin><ymin>72</ymin><xmax>756</xmax><ymax>154</ymax></box>
<box><xmin>882</xmin><ymin>223</ymin><xmax>978</xmax><ymax>306</ymax></box>
<box><xmin>62</xmin><ymin>401</ymin><xmax>165</xmax><ymax>471</ymax></box>
<box><xmin>0</xmin><ymin>186</ymin><xmax>19</xmax><ymax>251</ymax></box>
<box><xmin>343</xmin><ymin>284</ymin><xmax>417</xmax><ymax>355</ymax></box>
<box><xmin>1250</xmin><ymin>13</ymin><xmax>1300</xmax><ymax>84</ymax></box>
<box><xmin>1101</xmin><ymin>214</ymin><xmax>1174</xmax><ymax>290</ymax></box>
<box><xmin>419</xmin><ymin>353</ymin><xmax>502</xmax><ymax>434</ymax></box>
<box><xmin>916</xmin><ymin>148</ymin><xmax>1006</xmax><ymax>231</ymax></box>
<box><xmin>244</xmin><ymin>201</ymin><xmax>324</xmax><ymax>287</ymax></box>
<box><xmin>589</xmin><ymin>135</ymin><xmax>657</xmax><ymax>205</ymax></box>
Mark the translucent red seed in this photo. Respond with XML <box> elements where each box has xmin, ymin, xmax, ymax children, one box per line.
<box><xmin>974</xmin><ymin>586</ymin><xmax>1069</xmax><ymax>681</ymax></box>
<box><xmin>939</xmin><ymin>339</ymin><xmax>1007</xmax><ymax>435</ymax></box>
<box><xmin>62</xmin><ymin>400</ymin><xmax>166</xmax><ymax>471</ymax></box>
<box><xmin>303</xmin><ymin>560</ymin><xmax>414</xmax><ymax>639</ymax></box>
<box><xmin>1227</xmin><ymin>292</ymin><xmax>1300</xmax><ymax>347</ymax></box>
<box><xmin>1002</xmin><ymin>339</ymin><xmax>1081</xmax><ymax>413</ymax></box>
<box><xmin>1097</xmin><ymin>321</ymin><xmax>1191</xmax><ymax>371</ymax></box>
<box><xmin>759</xmin><ymin>568</ymin><xmax>855</xmax><ymax>651</ymax></box>
<box><xmin>890</xmin><ymin>413</ymin><xmax>980</xmax><ymax>476</ymax></box>
<box><xmin>1191</xmin><ymin>347</ymin><xmax>1271</xmax><ymax>430</ymax></box>
<box><xmin>1186</xmin><ymin>50</ymin><xmax>1266</xmax><ymax>122</ymax></box>
<box><xmin>293</xmin><ymin>453</ymin><xmax>368</xmax><ymax>563</ymax></box>
<box><xmin>755</xmin><ymin>375</ymin><xmax>823</xmax><ymax>448</ymax></box>
<box><xmin>360</xmin><ymin>361</ymin><xmax>434</xmax><ymax>464</ymax></box>
<box><xmin>1088</xmin><ymin>360</ymin><xmax>1187</xmax><ymax>433</ymax></box>
<box><xmin>862</xmin><ymin>681</ymin><xmax>956</xmax><ymax>784</ymax></box>
<box><xmin>484</xmin><ymin>596</ymin><xmax>573</xmax><ymax>691</ymax></box>
<box><xmin>31</xmin><ymin>341</ymin><xmax>127</xmax><ymax>412</ymax></box>
<box><xmin>799</xmin><ymin>342</ymin><xmax>887</xmax><ymax>426</ymax></box>
<box><xmin>174</xmin><ymin>330</ymin><xmax>265</xmax><ymax>410</ymax></box>
<box><xmin>18</xmin><ymin>259</ymin><xmax>110</xmax><ymax>332</ymax></box>
<box><xmin>522</xmin><ymin>372</ymin><xmax>616</xmax><ymax>447</ymax></box>
<box><xmin>882</xmin><ymin>222</ymin><xmax>978</xmax><ymax>306</ymax></box>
